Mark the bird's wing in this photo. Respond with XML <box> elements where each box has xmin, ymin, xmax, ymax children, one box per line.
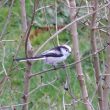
<box><xmin>42</xmin><ymin>46</ymin><xmax>61</xmax><ymax>54</ymax></box>
<box><xmin>42</xmin><ymin>52</ymin><xmax>63</xmax><ymax>57</ymax></box>
<box><xmin>39</xmin><ymin>47</ymin><xmax>62</xmax><ymax>57</ymax></box>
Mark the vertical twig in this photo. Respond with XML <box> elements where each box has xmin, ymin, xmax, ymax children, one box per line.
<box><xmin>102</xmin><ymin>1</ymin><xmax>110</xmax><ymax>110</ymax></box>
<box><xmin>19</xmin><ymin>0</ymin><xmax>38</xmax><ymax>110</ymax></box>
<box><xmin>90</xmin><ymin>1</ymin><xmax>103</xmax><ymax>109</ymax></box>
<box><xmin>68</xmin><ymin>0</ymin><xmax>92</xmax><ymax>110</ymax></box>
<box><xmin>33</xmin><ymin>2</ymin><xmax>110</xmax><ymax>56</ymax></box>
<box><xmin>55</xmin><ymin>1</ymin><xmax>60</xmax><ymax>46</ymax></box>
<box><xmin>42</xmin><ymin>1</ymin><xmax>56</xmax><ymax>47</ymax></box>
<box><xmin>2</xmin><ymin>46</ymin><xmax>7</xmax><ymax>76</ymax></box>
<box><xmin>0</xmin><ymin>0</ymin><xmax>14</xmax><ymax>40</ymax></box>
<box><xmin>63</xmin><ymin>93</ymin><xmax>66</xmax><ymax>110</ymax></box>
<box><xmin>19</xmin><ymin>0</ymin><xmax>29</xmax><ymax>110</ymax></box>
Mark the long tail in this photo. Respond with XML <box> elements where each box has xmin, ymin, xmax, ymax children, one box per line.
<box><xmin>14</xmin><ymin>56</ymin><xmax>45</xmax><ymax>62</ymax></box>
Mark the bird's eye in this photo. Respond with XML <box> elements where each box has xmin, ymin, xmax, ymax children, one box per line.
<box><xmin>66</xmin><ymin>49</ymin><xmax>68</xmax><ymax>52</ymax></box>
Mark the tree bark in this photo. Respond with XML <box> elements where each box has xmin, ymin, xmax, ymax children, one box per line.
<box><xmin>68</xmin><ymin>0</ymin><xmax>92</xmax><ymax>110</ymax></box>
<box><xmin>20</xmin><ymin>0</ymin><xmax>27</xmax><ymax>32</ymax></box>
<box><xmin>90</xmin><ymin>1</ymin><xmax>103</xmax><ymax>110</ymax></box>
<box><xmin>19</xmin><ymin>0</ymin><xmax>32</xmax><ymax>110</ymax></box>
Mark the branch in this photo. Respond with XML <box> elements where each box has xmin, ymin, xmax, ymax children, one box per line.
<box><xmin>0</xmin><ymin>102</ymin><xmax>30</xmax><ymax>110</ymax></box>
<box><xmin>25</xmin><ymin>0</ymin><xmax>39</xmax><ymax>57</ymax></box>
<box><xmin>30</xmin><ymin>43</ymin><xmax>109</xmax><ymax>78</ymax></box>
<box><xmin>34</xmin><ymin>2</ymin><xmax>110</xmax><ymax>56</ymax></box>
<box><xmin>20</xmin><ymin>1</ymin><xmax>39</xmax><ymax>110</ymax></box>
<box><xmin>26</xmin><ymin>77</ymin><xmax>58</xmax><ymax>97</ymax></box>
<box><xmin>90</xmin><ymin>0</ymin><xmax>103</xmax><ymax>109</ymax></box>
<box><xmin>0</xmin><ymin>0</ymin><xmax>15</xmax><ymax>40</ymax></box>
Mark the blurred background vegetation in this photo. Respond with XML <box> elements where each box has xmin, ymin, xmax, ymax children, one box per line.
<box><xmin>0</xmin><ymin>0</ymin><xmax>108</xmax><ymax>110</ymax></box>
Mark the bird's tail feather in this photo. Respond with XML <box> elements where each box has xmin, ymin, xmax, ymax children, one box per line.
<box><xmin>14</xmin><ymin>56</ymin><xmax>45</xmax><ymax>62</ymax></box>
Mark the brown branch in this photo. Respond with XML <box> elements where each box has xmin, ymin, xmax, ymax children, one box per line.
<box><xmin>19</xmin><ymin>0</ymin><xmax>39</xmax><ymax>110</ymax></box>
<box><xmin>90</xmin><ymin>1</ymin><xmax>103</xmax><ymax>109</ymax></box>
<box><xmin>68</xmin><ymin>0</ymin><xmax>92</xmax><ymax>109</ymax></box>
<box><xmin>25</xmin><ymin>0</ymin><xmax>39</xmax><ymax>57</ymax></box>
<box><xmin>30</xmin><ymin>43</ymin><xmax>109</xmax><ymax>78</ymax></box>
<box><xmin>19</xmin><ymin>0</ymin><xmax>29</xmax><ymax>110</ymax></box>
<box><xmin>34</xmin><ymin>2</ymin><xmax>110</xmax><ymax>56</ymax></box>
<box><xmin>0</xmin><ymin>0</ymin><xmax>15</xmax><ymax>40</ymax></box>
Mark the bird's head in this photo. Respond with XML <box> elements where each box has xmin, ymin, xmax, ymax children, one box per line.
<box><xmin>60</xmin><ymin>45</ymin><xmax>71</xmax><ymax>57</ymax></box>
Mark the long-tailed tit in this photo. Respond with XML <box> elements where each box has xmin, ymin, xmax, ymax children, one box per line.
<box><xmin>14</xmin><ymin>45</ymin><xmax>71</xmax><ymax>66</ymax></box>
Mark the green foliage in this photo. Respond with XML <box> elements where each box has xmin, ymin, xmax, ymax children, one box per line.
<box><xmin>0</xmin><ymin>1</ymin><xmax>107</xmax><ymax>110</ymax></box>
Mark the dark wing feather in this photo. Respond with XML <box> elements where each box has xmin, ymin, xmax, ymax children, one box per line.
<box><xmin>40</xmin><ymin>46</ymin><xmax>62</xmax><ymax>57</ymax></box>
<box><xmin>41</xmin><ymin>52</ymin><xmax>63</xmax><ymax>57</ymax></box>
<box><xmin>50</xmin><ymin>45</ymin><xmax>69</xmax><ymax>52</ymax></box>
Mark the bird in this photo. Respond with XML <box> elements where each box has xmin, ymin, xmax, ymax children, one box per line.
<box><xmin>14</xmin><ymin>45</ymin><xmax>71</xmax><ymax>67</ymax></box>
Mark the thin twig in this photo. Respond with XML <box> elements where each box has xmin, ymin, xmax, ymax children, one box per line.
<box><xmin>34</xmin><ymin>2</ymin><xmax>110</xmax><ymax>56</ymax></box>
<box><xmin>30</xmin><ymin>43</ymin><xmax>109</xmax><ymax>78</ymax></box>
<box><xmin>25</xmin><ymin>0</ymin><xmax>38</xmax><ymax>57</ymax></box>
<box><xmin>0</xmin><ymin>40</ymin><xmax>16</xmax><ymax>42</ymax></box>
<box><xmin>35</xmin><ymin>5</ymin><xmax>53</xmax><ymax>13</ymax></box>
<box><xmin>21</xmin><ymin>1</ymin><xmax>39</xmax><ymax>110</ymax></box>
<box><xmin>63</xmin><ymin>93</ymin><xmax>66</xmax><ymax>110</ymax></box>
<box><xmin>0</xmin><ymin>102</ymin><xmax>31</xmax><ymax>110</ymax></box>
<box><xmin>0</xmin><ymin>0</ymin><xmax>15</xmax><ymax>40</ymax></box>
<box><xmin>2</xmin><ymin>46</ymin><xmax>7</xmax><ymax>76</ymax></box>
<box><xmin>0</xmin><ymin>0</ymin><xmax>8</xmax><ymax>8</ymax></box>
<box><xmin>26</xmin><ymin>77</ymin><xmax>58</xmax><ymax>96</ymax></box>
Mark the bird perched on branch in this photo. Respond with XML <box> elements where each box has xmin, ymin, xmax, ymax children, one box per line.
<box><xmin>14</xmin><ymin>45</ymin><xmax>71</xmax><ymax>67</ymax></box>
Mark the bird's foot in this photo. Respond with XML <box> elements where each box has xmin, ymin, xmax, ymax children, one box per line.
<box><xmin>52</xmin><ymin>65</ymin><xmax>57</xmax><ymax>70</ymax></box>
<box><xmin>60</xmin><ymin>64</ymin><xmax>66</xmax><ymax>68</ymax></box>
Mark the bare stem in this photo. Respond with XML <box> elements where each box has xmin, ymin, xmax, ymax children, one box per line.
<box><xmin>69</xmin><ymin>0</ymin><xmax>92</xmax><ymax>109</ymax></box>
<box><xmin>30</xmin><ymin>44</ymin><xmax>109</xmax><ymax>78</ymax></box>
<box><xmin>19</xmin><ymin>0</ymin><xmax>38</xmax><ymax>110</ymax></box>
<box><xmin>90</xmin><ymin>0</ymin><xmax>103</xmax><ymax>109</ymax></box>
<box><xmin>0</xmin><ymin>0</ymin><xmax>14</xmax><ymax>40</ymax></box>
<box><xmin>34</xmin><ymin>2</ymin><xmax>110</xmax><ymax>56</ymax></box>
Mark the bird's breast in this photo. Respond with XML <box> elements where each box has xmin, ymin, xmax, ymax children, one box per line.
<box><xmin>44</xmin><ymin>56</ymin><xmax>67</xmax><ymax>65</ymax></box>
